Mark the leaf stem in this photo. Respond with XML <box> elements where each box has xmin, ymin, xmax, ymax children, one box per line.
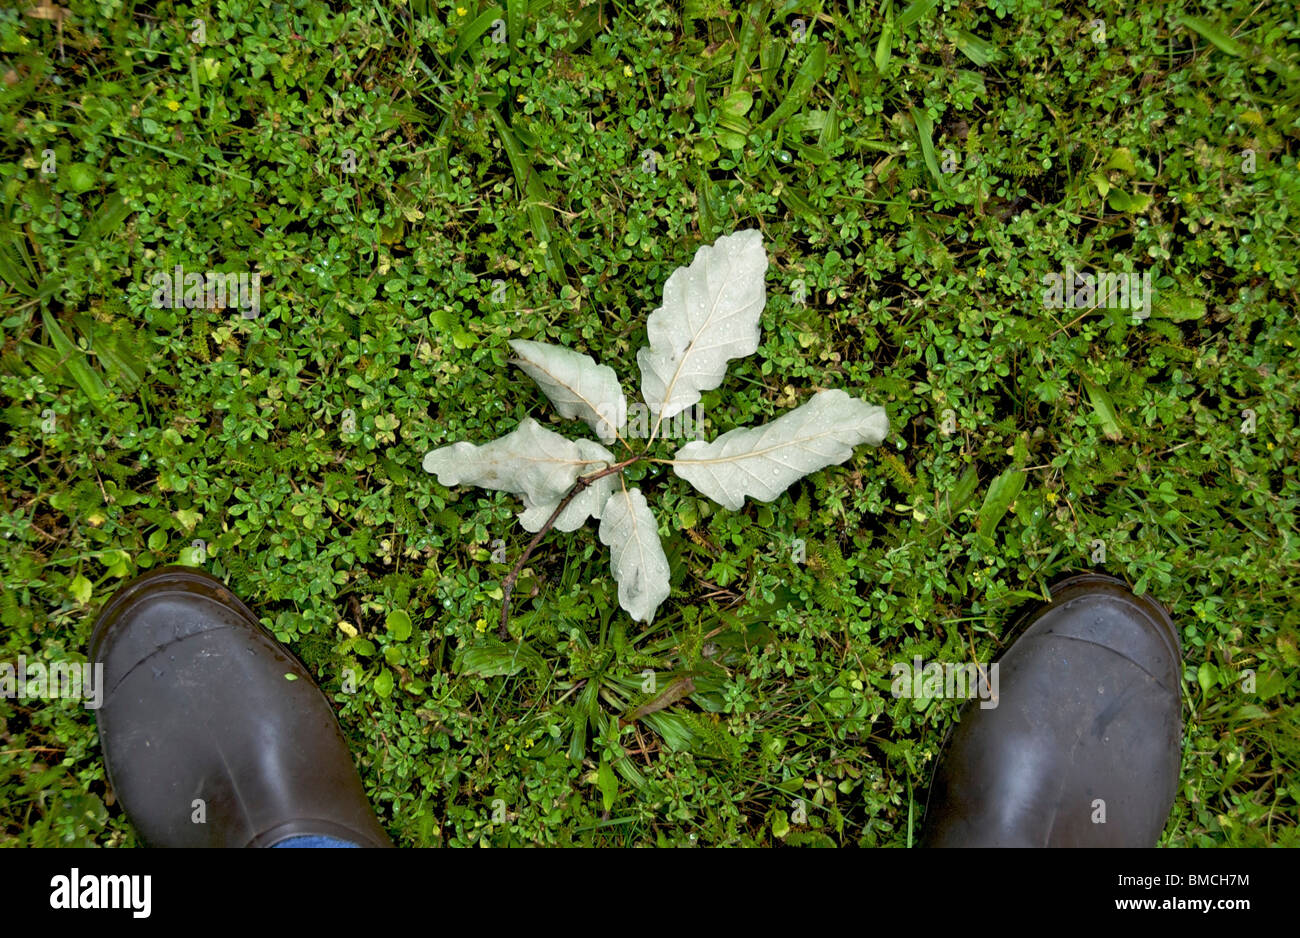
<box><xmin>498</xmin><ymin>453</ymin><xmax>642</xmax><ymax>639</ymax></box>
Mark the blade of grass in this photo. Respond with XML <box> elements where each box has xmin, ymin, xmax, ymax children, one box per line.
<box><xmin>910</xmin><ymin>106</ymin><xmax>947</xmax><ymax>190</ymax></box>
<box><xmin>1082</xmin><ymin>377</ymin><xmax>1123</xmax><ymax>441</ymax></box>
<box><xmin>450</xmin><ymin>6</ymin><xmax>505</xmax><ymax>63</ymax></box>
<box><xmin>490</xmin><ymin>109</ymin><xmax>565</xmax><ymax>284</ymax></box>
<box><xmin>1176</xmin><ymin>15</ymin><xmax>1245</xmax><ymax>58</ymax></box>
<box><xmin>874</xmin><ymin>3</ymin><xmax>893</xmax><ymax>79</ymax></box>
<box><xmin>950</xmin><ymin>29</ymin><xmax>1001</xmax><ymax>67</ymax></box>
<box><xmin>897</xmin><ymin>0</ymin><xmax>939</xmax><ymax>31</ymax></box>
<box><xmin>975</xmin><ymin>465</ymin><xmax>1026</xmax><ymax>546</ymax></box>
<box><xmin>758</xmin><ymin>41</ymin><xmax>827</xmax><ymax>133</ymax></box>
<box><xmin>42</xmin><ymin>309</ymin><xmax>109</xmax><ymax>414</ymax></box>
<box><xmin>507</xmin><ymin>0</ymin><xmax>525</xmax><ymax>52</ymax></box>
<box><xmin>730</xmin><ymin>1</ymin><xmax>764</xmax><ymax>92</ymax></box>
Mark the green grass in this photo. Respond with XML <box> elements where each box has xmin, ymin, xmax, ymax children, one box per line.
<box><xmin>1</xmin><ymin>0</ymin><xmax>1297</xmax><ymax>847</ymax></box>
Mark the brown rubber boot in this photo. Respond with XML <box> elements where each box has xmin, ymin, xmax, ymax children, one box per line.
<box><xmin>921</xmin><ymin>573</ymin><xmax>1182</xmax><ymax>847</ymax></box>
<box><xmin>90</xmin><ymin>566</ymin><xmax>391</xmax><ymax>847</ymax></box>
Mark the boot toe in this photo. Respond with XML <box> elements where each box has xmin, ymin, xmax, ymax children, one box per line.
<box><xmin>91</xmin><ymin>566</ymin><xmax>262</xmax><ymax>689</ymax></box>
<box><xmin>1035</xmin><ymin>578</ymin><xmax>1181</xmax><ymax>691</ymax></box>
<box><xmin>89</xmin><ymin>568</ymin><xmax>391</xmax><ymax>848</ymax></box>
<box><xmin>921</xmin><ymin>575</ymin><xmax>1183</xmax><ymax>847</ymax></box>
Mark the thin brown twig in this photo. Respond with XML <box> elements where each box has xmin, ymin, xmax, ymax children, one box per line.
<box><xmin>498</xmin><ymin>455</ymin><xmax>642</xmax><ymax>639</ymax></box>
